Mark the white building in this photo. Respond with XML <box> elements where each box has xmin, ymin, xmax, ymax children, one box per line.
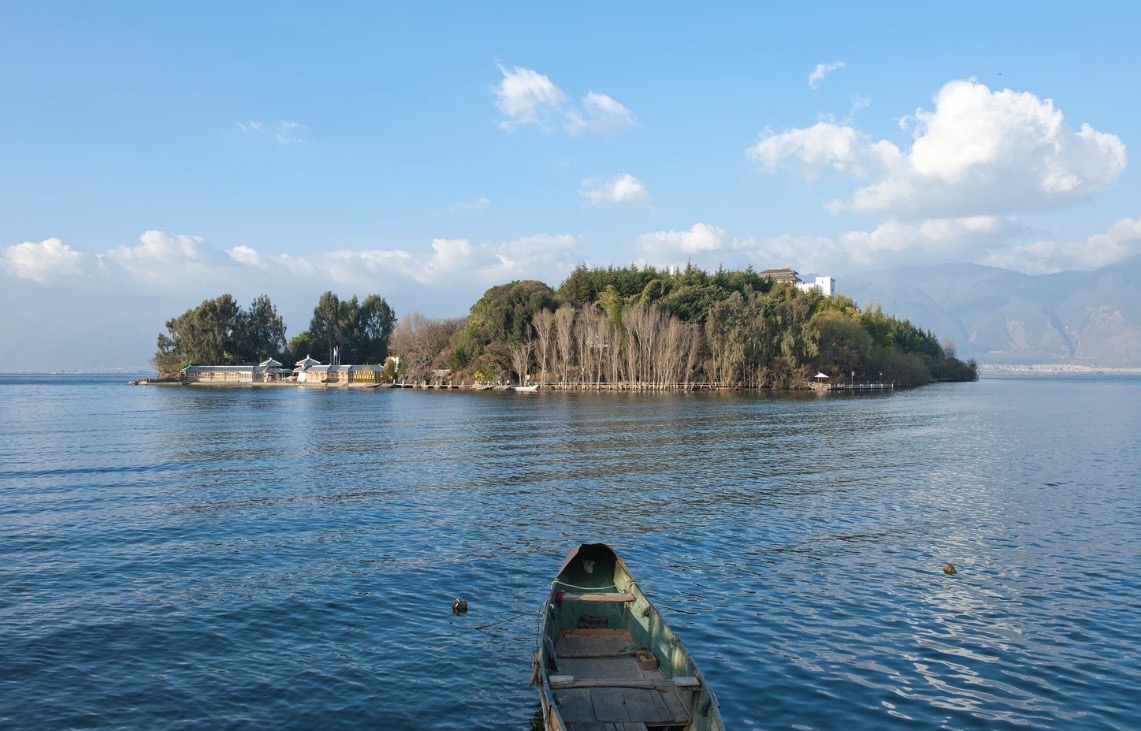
<box><xmin>796</xmin><ymin>276</ymin><xmax>835</xmax><ymax>297</ymax></box>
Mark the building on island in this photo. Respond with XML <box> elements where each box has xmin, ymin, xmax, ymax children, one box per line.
<box><xmin>181</xmin><ymin>365</ymin><xmax>255</xmax><ymax>383</ymax></box>
<box><xmin>179</xmin><ymin>355</ymin><xmax>385</xmax><ymax>385</ymax></box>
<box><xmin>294</xmin><ymin>356</ymin><xmax>384</xmax><ymax>384</ymax></box>
<box><xmin>796</xmin><ymin>276</ymin><xmax>836</xmax><ymax>297</ymax></box>
<box><xmin>181</xmin><ymin>358</ymin><xmax>289</xmax><ymax>383</ymax></box>
<box><xmin>759</xmin><ymin>267</ymin><xmax>801</xmax><ymax>283</ymax></box>
<box><xmin>760</xmin><ymin>266</ymin><xmax>836</xmax><ymax>297</ymax></box>
<box><xmin>257</xmin><ymin>358</ymin><xmax>286</xmax><ymax>382</ymax></box>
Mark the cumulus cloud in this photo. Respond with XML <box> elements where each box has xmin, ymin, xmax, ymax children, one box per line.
<box><xmin>104</xmin><ymin>230</ymin><xmax>230</xmax><ymax>286</ymax></box>
<box><xmin>581</xmin><ymin>174</ymin><xmax>650</xmax><ymax>206</ymax></box>
<box><xmin>747</xmin><ymin>121</ymin><xmax>900</xmax><ymax>182</ymax></box>
<box><xmin>808</xmin><ymin>61</ymin><xmax>845</xmax><ymax>89</ymax></box>
<box><xmin>639</xmin><ymin>223</ymin><xmax>729</xmax><ymax>262</ymax></box>
<box><xmin>1</xmin><ymin>238</ymin><xmax>89</xmax><ymax>283</ymax></box>
<box><xmin>984</xmin><ymin>217</ymin><xmax>1141</xmax><ymax>274</ymax></box>
<box><xmin>494</xmin><ymin>64</ymin><xmax>634</xmax><ymax>135</ymax></box>
<box><xmin>751</xmin><ymin>80</ymin><xmax>1126</xmax><ymax>219</ymax></box>
<box><xmin>238</xmin><ymin>120</ymin><xmax>265</xmax><ymax>134</ymax></box>
<box><xmin>3</xmin><ymin>229</ymin><xmax>579</xmax><ymax>301</ymax></box>
<box><xmin>494</xmin><ymin>64</ymin><xmax>567</xmax><ymax>131</ymax></box>
<box><xmin>840</xmin><ymin>216</ymin><xmax>1024</xmax><ymax>267</ymax></box>
<box><xmin>228</xmin><ymin>245</ymin><xmax>266</xmax><ymax>268</ymax></box>
<box><xmin>740</xmin><ymin>234</ymin><xmax>849</xmax><ymax>276</ymax></box>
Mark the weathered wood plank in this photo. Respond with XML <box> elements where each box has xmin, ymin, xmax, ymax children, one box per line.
<box><xmin>590</xmin><ymin>688</ymin><xmax>632</xmax><ymax>723</ymax></box>
<box><xmin>560</xmin><ymin>657</ymin><xmax>645</xmax><ymax>680</ymax></box>
<box><xmin>561</xmin><ymin>592</ymin><xmax>636</xmax><ymax>603</ymax></box>
<box><xmin>556</xmin><ymin>688</ymin><xmax>597</xmax><ymax>722</ymax></box>
<box><xmin>551</xmin><ymin>676</ymin><xmax>701</xmax><ymax>691</ymax></box>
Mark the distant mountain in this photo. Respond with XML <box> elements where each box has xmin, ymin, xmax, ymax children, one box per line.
<box><xmin>840</xmin><ymin>255</ymin><xmax>1141</xmax><ymax>366</ymax></box>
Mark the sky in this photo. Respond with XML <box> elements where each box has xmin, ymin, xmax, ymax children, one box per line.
<box><xmin>2</xmin><ymin>2</ymin><xmax>1140</xmax><ymax>370</ymax></box>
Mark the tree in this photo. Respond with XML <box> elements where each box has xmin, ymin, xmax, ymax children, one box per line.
<box><xmin>532</xmin><ymin>309</ymin><xmax>555</xmax><ymax>385</ymax></box>
<box><xmin>153</xmin><ymin>294</ymin><xmax>286</xmax><ymax>376</ymax></box>
<box><xmin>306</xmin><ymin>291</ymin><xmax>396</xmax><ymax>364</ymax></box>
<box><xmin>235</xmin><ymin>294</ymin><xmax>287</xmax><ymax>363</ymax></box>
<box><xmin>353</xmin><ymin>294</ymin><xmax>396</xmax><ymax>363</ymax></box>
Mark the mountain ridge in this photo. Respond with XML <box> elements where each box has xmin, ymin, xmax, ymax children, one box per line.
<box><xmin>840</xmin><ymin>255</ymin><xmax>1141</xmax><ymax>366</ymax></box>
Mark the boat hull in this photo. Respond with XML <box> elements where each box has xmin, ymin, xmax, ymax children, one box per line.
<box><xmin>534</xmin><ymin>544</ymin><xmax>724</xmax><ymax>731</ymax></box>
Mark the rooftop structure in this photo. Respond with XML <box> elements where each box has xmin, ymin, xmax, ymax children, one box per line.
<box><xmin>760</xmin><ymin>267</ymin><xmax>801</xmax><ymax>283</ymax></box>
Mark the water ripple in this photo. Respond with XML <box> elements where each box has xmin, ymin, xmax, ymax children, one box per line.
<box><xmin>1</xmin><ymin>376</ymin><xmax>1139</xmax><ymax>729</ymax></box>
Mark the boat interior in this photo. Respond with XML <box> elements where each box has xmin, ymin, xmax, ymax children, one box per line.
<box><xmin>539</xmin><ymin>544</ymin><xmax>718</xmax><ymax>731</ymax></box>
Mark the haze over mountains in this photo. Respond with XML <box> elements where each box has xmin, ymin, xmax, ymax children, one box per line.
<box><xmin>841</xmin><ymin>255</ymin><xmax>1141</xmax><ymax>366</ymax></box>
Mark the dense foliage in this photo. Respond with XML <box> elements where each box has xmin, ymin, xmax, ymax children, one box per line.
<box><xmin>152</xmin><ymin>294</ymin><xmax>287</xmax><ymax>376</ymax></box>
<box><xmin>423</xmin><ymin>265</ymin><xmax>977</xmax><ymax>387</ymax></box>
<box><xmin>286</xmin><ymin>291</ymin><xmax>395</xmax><ymax>365</ymax></box>
<box><xmin>153</xmin><ymin>291</ymin><xmax>396</xmax><ymax>376</ymax></box>
<box><xmin>154</xmin><ymin>267</ymin><xmax>977</xmax><ymax>389</ymax></box>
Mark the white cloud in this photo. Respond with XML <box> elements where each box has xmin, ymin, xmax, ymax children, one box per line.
<box><xmin>565</xmin><ymin>93</ymin><xmax>636</xmax><ymax>135</ymax></box>
<box><xmin>639</xmin><ymin>223</ymin><xmax>728</xmax><ymax>261</ymax></box>
<box><xmin>848</xmin><ymin>94</ymin><xmax>871</xmax><ymax>119</ymax></box>
<box><xmin>752</xmin><ymin>80</ymin><xmax>1126</xmax><ymax>219</ymax></box>
<box><xmin>743</xmin><ymin>234</ymin><xmax>848</xmax><ymax>276</ymax></box>
<box><xmin>581</xmin><ymin>174</ymin><xmax>650</xmax><ymax>206</ymax></box>
<box><xmin>747</xmin><ymin>121</ymin><xmax>900</xmax><ymax>182</ymax></box>
<box><xmin>238</xmin><ymin>121</ymin><xmax>265</xmax><ymax>134</ymax></box>
<box><xmin>448</xmin><ymin>197</ymin><xmax>492</xmax><ymax>214</ymax></box>
<box><xmin>984</xmin><ymin>217</ymin><xmax>1141</xmax><ymax>274</ymax></box>
<box><xmin>105</xmin><ymin>230</ymin><xmax>233</xmax><ymax>286</ymax></box>
<box><xmin>808</xmin><ymin>61</ymin><xmax>845</xmax><ymax>89</ymax></box>
<box><xmin>484</xmin><ymin>233</ymin><xmax>577</xmax><ymax>281</ymax></box>
<box><xmin>1</xmin><ymin>237</ymin><xmax>89</xmax><ymax>283</ymax></box>
<box><xmin>276</xmin><ymin>121</ymin><xmax>307</xmax><ymax>145</ymax></box>
<box><xmin>3</xmin><ymin>229</ymin><xmax>580</xmax><ymax>295</ymax></box>
<box><xmin>494</xmin><ymin>64</ymin><xmax>568</xmax><ymax>132</ymax></box>
<box><xmin>228</xmin><ymin>245</ymin><xmax>265</xmax><ymax>268</ymax></box>
<box><xmin>494</xmin><ymin>64</ymin><xmax>634</xmax><ymax>135</ymax></box>
<box><xmin>840</xmin><ymin>216</ymin><xmax>1023</xmax><ymax>267</ymax></box>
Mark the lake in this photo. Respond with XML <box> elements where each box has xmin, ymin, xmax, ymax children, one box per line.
<box><xmin>1</xmin><ymin>375</ymin><xmax>1138</xmax><ymax>729</ymax></box>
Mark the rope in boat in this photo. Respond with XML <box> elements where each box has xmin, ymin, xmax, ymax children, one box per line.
<box><xmin>470</xmin><ymin>608</ymin><xmax>537</xmax><ymax>631</ymax></box>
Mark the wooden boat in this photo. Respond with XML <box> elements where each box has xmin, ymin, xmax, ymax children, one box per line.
<box><xmin>533</xmin><ymin>544</ymin><xmax>725</xmax><ymax>731</ymax></box>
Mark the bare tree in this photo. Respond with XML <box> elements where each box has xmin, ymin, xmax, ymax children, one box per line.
<box><xmin>509</xmin><ymin>339</ymin><xmax>532</xmax><ymax>385</ymax></box>
<box><xmin>553</xmin><ymin>304</ymin><xmax>575</xmax><ymax>386</ymax></box>
<box><xmin>532</xmin><ymin>308</ymin><xmax>555</xmax><ymax>385</ymax></box>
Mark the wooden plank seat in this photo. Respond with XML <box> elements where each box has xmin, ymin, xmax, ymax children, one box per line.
<box><xmin>551</xmin><ymin>676</ymin><xmax>701</xmax><ymax>690</ymax></box>
<box><xmin>552</xmin><ymin>630</ymin><xmax>689</xmax><ymax>728</ymax></box>
<box><xmin>560</xmin><ymin>592</ymin><xmax>637</xmax><ymax>603</ymax></box>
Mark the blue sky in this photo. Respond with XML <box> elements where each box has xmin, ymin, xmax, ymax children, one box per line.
<box><xmin>2</xmin><ymin>2</ymin><xmax>1139</xmax><ymax>369</ymax></box>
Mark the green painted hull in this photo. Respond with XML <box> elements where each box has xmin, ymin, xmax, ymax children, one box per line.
<box><xmin>534</xmin><ymin>544</ymin><xmax>725</xmax><ymax>731</ymax></box>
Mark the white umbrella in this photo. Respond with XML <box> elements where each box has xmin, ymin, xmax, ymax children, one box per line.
<box><xmin>814</xmin><ymin>372</ymin><xmax>829</xmax><ymax>380</ymax></box>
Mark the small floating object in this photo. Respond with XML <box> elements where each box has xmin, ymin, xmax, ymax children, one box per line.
<box><xmin>452</xmin><ymin>598</ymin><xmax>468</xmax><ymax>614</ymax></box>
<box><xmin>943</xmin><ymin>563</ymin><xmax>957</xmax><ymax>575</ymax></box>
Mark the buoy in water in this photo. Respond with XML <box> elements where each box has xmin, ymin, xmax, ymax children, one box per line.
<box><xmin>943</xmin><ymin>563</ymin><xmax>957</xmax><ymax>575</ymax></box>
<box><xmin>452</xmin><ymin>598</ymin><xmax>468</xmax><ymax>614</ymax></box>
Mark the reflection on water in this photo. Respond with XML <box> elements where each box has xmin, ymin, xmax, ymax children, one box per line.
<box><xmin>1</xmin><ymin>375</ymin><xmax>1139</xmax><ymax>729</ymax></box>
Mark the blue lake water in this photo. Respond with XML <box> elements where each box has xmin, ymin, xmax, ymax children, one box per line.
<box><xmin>1</xmin><ymin>375</ymin><xmax>1138</xmax><ymax>730</ymax></box>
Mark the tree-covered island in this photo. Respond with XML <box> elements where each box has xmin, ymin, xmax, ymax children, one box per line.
<box><xmin>154</xmin><ymin>264</ymin><xmax>977</xmax><ymax>388</ymax></box>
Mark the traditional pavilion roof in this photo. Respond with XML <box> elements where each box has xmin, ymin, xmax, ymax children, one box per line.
<box><xmin>760</xmin><ymin>267</ymin><xmax>801</xmax><ymax>283</ymax></box>
<box><xmin>295</xmin><ymin>355</ymin><xmax>322</xmax><ymax>367</ymax></box>
<box><xmin>258</xmin><ymin>357</ymin><xmax>283</xmax><ymax>368</ymax></box>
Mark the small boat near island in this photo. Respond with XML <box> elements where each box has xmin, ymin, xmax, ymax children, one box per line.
<box><xmin>534</xmin><ymin>543</ymin><xmax>724</xmax><ymax>731</ymax></box>
<box><xmin>511</xmin><ymin>384</ymin><xmax>539</xmax><ymax>392</ymax></box>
